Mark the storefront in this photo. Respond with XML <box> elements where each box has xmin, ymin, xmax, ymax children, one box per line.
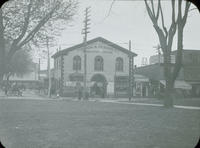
<box><xmin>114</xmin><ymin>76</ymin><xmax>129</xmax><ymax>97</ymax></box>
<box><xmin>62</xmin><ymin>73</ymin><xmax>84</xmax><ymax>96</ymax></box>
<box><xmin>134</xmin><ymin>74</ymin><xmax>150</xmax><ymax>97</ymax></box>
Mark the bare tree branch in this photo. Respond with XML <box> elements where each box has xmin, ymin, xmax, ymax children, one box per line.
<box><xmin>167</xmin><ymin>0</ymin><xmax>177</xmax><ymax>51</ymax></box>
<box><xmin>12</xmin><ymin>1</ymin><xmax>32</xmax><ymax>47</ymax></box>
<box><xmin>155</xmin><ymin>0</ymin><xmax>160</xmax><ymax>20</ymax></box>
<box><xmin>159</xmin><ymin>2</ymin><xmax>168</xmax><ymax>38</ymax></box>
<box><xmin>144</xmin><ymin>0</ymin><xmax>167</xmax><ymax>53</ymax></box>
<box><xmin>144</xmin><ymin>0</ymin><xmax>154</xmax><ymax>22</ymax></box>
<box><xmin>182</xmin><ymin>1</ymin><xmax>191</xmax><ymax>26</ymax></box>
<box><xmin>150</xmin><ymin>0</ymin><xmax>155</xmax><ymax>17</ymax></box>
<box><xmin>172</xmin><ymin>0</ymin><xmax>191</xmax><ymax>81</ymax></box>
<box><xmin>17</xmin><ymin>2</ymin><xmax>60</xmax><ymax>48</ymax></box>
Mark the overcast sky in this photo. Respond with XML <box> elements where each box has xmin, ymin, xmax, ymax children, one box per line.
<box><xmin>40</xmin><ymin>0</ymin><xmax>200</xmax><ymax>69</ymax></box>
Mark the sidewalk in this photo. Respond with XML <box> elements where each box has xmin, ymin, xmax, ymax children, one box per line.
<box><xmin>1</xmin><ymin>91</ymin><xmax>200</xmax><ymax>110</ymax></box>
<box><xmin>61</xmin><ymin>97</ymin><xmax>200</xmax><ymax>110</ymax></box>
<box><xmin>89</xmin><ymin>97</ymin><xmax>163</xmax><ymax>104</ymax></box>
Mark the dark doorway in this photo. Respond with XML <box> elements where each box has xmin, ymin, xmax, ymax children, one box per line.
<box><xmin>90</xmin><ymin>74</ymin><xmax>107</xmax><ymax>98</ymax></box>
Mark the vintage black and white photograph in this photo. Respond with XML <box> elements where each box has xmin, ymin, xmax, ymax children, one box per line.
<box><xmin>0</xmin><ymin>0</ymin><xmax>200</xmax><ymax>147</ymax></box>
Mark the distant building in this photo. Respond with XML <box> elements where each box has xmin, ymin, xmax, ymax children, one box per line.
<box><xmin>39</xmin><ymin>69</ymin><xmax>54</xmax><ymax>81</ymax></box>
<box><xmin>136</xmin><ymin>49</ymin><xmax>200</xmax><ymax>97</ymax></box>
<box><xmin>38</xmin><ymin>69</ymin><xmax>55</xmax><ymax>92</ymax></box>
<box><xmin>52</xmin><ymin>37</ymin><xmax>137</xmax><ymax>97</ymax></box>
<box><xmin>149</xmin><ymin>54</ymin><xmax>176</xmax><ymax>65</ymax></box>
<box><xmin>8</xmin><ymin>63</ymin><xmax>39</xmax><ymax>89</ymax></box>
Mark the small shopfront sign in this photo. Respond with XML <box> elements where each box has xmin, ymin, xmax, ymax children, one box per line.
<box><xmin>69</xmin><ymin>73</ymin><xmax>84</xmax><ymax>81</ymax></box>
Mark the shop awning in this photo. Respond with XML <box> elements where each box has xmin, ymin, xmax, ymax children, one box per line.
<box><xmin>134</xmin><ymin>74</ymin><xmax>149</xmax><ymax>82</ymax></box>
<box><xmin>160</xmin><ymin>80</ymin><xmax>192</xmax><ymax>90</ymax></box>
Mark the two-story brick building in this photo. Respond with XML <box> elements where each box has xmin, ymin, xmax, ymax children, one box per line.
<box><xmin>52</xmin><ymin>37</ymin><xmax>137</xmax><ymax>97</ymax></box>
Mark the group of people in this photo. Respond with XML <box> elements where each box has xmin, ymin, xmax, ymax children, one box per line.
<box><xmin>75</xmin><ymin>82</ymin><xmax>89</xmax><ymax>100</ymax></box>
<box><xmin>75</xmin><ymin>82</ymin><xmax>107</xmax><ymax>100</ymax></box>
<box><xmin>90</xmin><ymin>82</ymin><xmax>107</xmax><ymax>98</ymax></box>
<box><xmin>1</xmin><ymin>82</ymin><xmax>24</xmax><ymax>96</ymax></box>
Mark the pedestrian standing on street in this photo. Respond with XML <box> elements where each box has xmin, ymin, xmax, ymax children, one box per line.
<box><xmin>76</xmin><ymin>82</ymin><xmax>82</xmax><ymax>100</ymax></box>
<box><xmin>4</xmin><ymin>83</ymin><xmax>9</xmax><ymax>96</ymax></box>
<box><xmin>78</xmin><ymin>86</ymin><xmax>82</xmax><ymax>100</ymax></box>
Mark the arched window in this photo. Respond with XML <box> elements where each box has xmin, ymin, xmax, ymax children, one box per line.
<box><xmin>73</xmin><ymin>56</ymin><xmax>81</xmax><ymax>71</ymax></box>
<box><xmin>94</xmin><ymin>56</ymin><xmax>103</xmax><ymax>71</ymax></box>
<box><xmin>116</xmin><ymin>57</ymin><xmax>123</xmax><ymax>72</ymax></box>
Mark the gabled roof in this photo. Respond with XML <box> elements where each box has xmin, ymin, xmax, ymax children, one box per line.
<box><xmin>52</xmin><ymin>37</ymin><xmax>137</xmax><ymax>58</ymax></box>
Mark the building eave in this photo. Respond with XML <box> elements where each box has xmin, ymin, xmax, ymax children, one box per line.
<box><xmin>52</xmin><ymin>37</ymin><xmax>137</xmax><ymax>58</ymax></box>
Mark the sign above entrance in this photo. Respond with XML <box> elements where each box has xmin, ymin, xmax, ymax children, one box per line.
<box><xmin>69</xmin><ymin>73</ymin><xmax>84</xmax><ymax>81</ymax></box>
<box><xmin>86</xmin><ymin>49</ymin><xmax>113</xmax><ymax>54</ymax></box>
<box><xmin>86</xmin><ymin>42</ymin><xmax>113</xmax><ymax>53</ymax></box>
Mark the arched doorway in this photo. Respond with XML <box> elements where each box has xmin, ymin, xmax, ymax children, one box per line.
<box><xmin>90</xmin><ymin>74</ymin><xmax>107</xmax><ymax>98</ymax></box>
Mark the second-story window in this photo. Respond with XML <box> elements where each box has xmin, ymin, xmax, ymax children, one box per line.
<box><xmin>94</xmin><ymin>56</ymin><xmax>103</xmax><ymax>71</ymax></box>
<box><xmin>73</xmin><ymin>56</ymin><xmax>81</xmax><ymax>71</ymax></box>
<box><xmin>116</xmin><ymin>57</ymin><xmax>123</xmax><ymax>72</ymax></box>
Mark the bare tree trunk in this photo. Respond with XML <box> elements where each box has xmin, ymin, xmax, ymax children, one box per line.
<box><xmin>163</xmin><ymin>52</ymin><xmax>174</xmax><ymax>107</ymax></box>
<box><xmin>164</xmin><ymin>77</ymin><xmax>174</xmax><ymax>107</ymax></box>
<box><xmin>144</xmin><ymin>0</ymin><xmax>191</xmax><ymax>108</ymax></box>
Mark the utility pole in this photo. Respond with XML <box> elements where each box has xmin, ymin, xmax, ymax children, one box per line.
<box><xmin>128</xmin><ymin>40</ymin><xmax>133</xmax><ymax>101</ymax></box>
<box><xmin>154</xmin><ymin>44</ymin><xmax>161</xmax><ymax>93</ymax></box>
<box><xmin>82</xmin><ymin>7</ymin><xmax>91</xmax><ymax>100</ymax></box>
<box><xmin>46</xmin><ymin>36</ymin><xmax>51</xmax><ymax>98</ymax></box>
<box><xmin>154</xmin><ymin>44</ymin><xmax>161</xmax><ymax>64</ymax></box>
<box><xmin>38</xmin><ymin>58</ymin><xmax>40</xmax><ymax>80</ymax></box>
